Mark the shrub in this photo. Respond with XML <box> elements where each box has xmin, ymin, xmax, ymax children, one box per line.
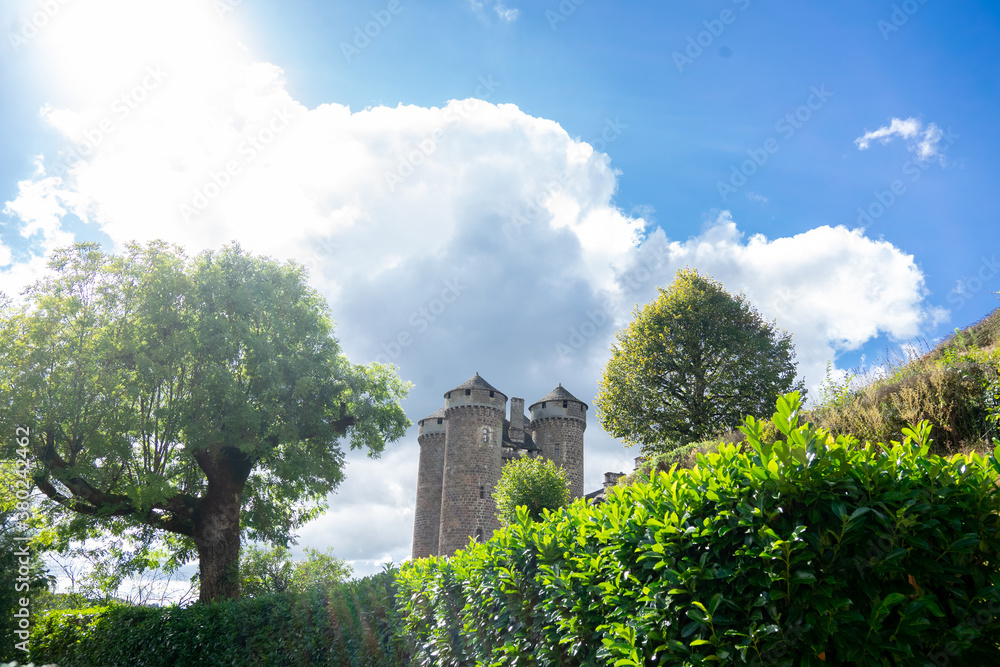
<box><xmin>493</xmin><ymin>456</ymin><xmax>570</xmax><ymax>526</ymax></box>
<box><xmin>619</xmin><ymin>439</ymin><xmax>722</xmax><ymax>485</ymax></box>
<box><xmin>28</xmin><ymin>568</ymin><xmax>409</xmax><ymax>667</ymax></box>
<box><xmin>396</xmin><ymin>393</ymin><xmax>1000</xmax><ymax>665</ymax></box>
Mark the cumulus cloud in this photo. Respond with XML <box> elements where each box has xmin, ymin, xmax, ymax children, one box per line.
<box><xmin>2</xmin><ymin>0</ymin><xmax>944</xmax><ymax>577</ymax></box>
<box><xmin>855</xmin><ymin>117</ymin><xmax>946</xmax><ymax>162</ymax></box>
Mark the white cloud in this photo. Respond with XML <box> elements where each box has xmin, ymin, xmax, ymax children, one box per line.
<box><xmin>2</xmin><ymin>0</ymin><xmax>944</xmax><ymax>577</ymax></box>
<box><xmin>470</xmin><ymin>0</ymin><xmax>519</xmax><ymax>22</ymax></box>
<box><xmin>854</xmin><ymin>116</ymin><xmax>946</xmax><ymax>162</ymax></box>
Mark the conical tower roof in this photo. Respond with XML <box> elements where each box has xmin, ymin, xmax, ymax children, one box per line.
<box><xmin>421</xmin><ymin>407</ymin><xmax>446</xmax><ymax>422</ymax></box>
<box><xmin>531</xmin><ymin>383</ymin><xmax>585</xmax><ymax>408</ymax></box>
<box><xmin>445</xmin><ymin>372</ymin><xmax>505</xmax><ymax>398</ymax></box>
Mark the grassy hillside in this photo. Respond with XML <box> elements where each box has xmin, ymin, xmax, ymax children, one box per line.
<box><xmin>807</xmin><ymin>306</ymin><xmax>1000</xmax><ymax>454</ymax></box>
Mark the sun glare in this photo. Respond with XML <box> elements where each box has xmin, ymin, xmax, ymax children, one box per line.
<box><xmin>34</xmin><ymin>0</ymin><xmax>247</xmax><ymax>108</ymax></box>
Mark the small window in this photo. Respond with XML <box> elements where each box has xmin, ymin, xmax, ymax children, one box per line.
<box><xmin>475</xmin><ymin>528</ymin><xmax>483</xmax><ymax>542</ymax></box>
<box><xmin>541</xmin><ymin>402</ymin><xmax>546</xmax><ymax>408</ymax></box>
<box><xmin>437</xmin><ymin>418</ymin><xmax>443</xmax><ymax>425</ymax></box>
<box><xmin>489</xmin><ymin>390</ymin><xmax>494</xmax><ymax>397</ymax></box>
<box><xmin>482</xmin><ymin>427</ymin><xmax>489</xmax><ymax>443</ymax></box>
<box><xmin>465</xmin><ymin>389</ymin><xmax>471</xmax><ymax>396</ymax></box>
<box><xmin>554</xmin><ymin>444</ymin><xmax>561</xmax><ymax>459</ymax></box>
<box><xmin>563</xmin><ymin>400</ymin><xmax>568</xmax><ymax>408</ymax></box>
<box><xmin>479</xmin><ymin>485</ymin><xmax>485</xmax><ymax>499</ymax></box>
<box><xmin>446</xmin><ymin>392</ymin><xmax>451</xmax><ymax>399</ymax></box>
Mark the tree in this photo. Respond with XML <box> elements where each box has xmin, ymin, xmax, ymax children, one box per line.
<box><xmin>240</xmin><ymin>544</ymin><xmax>352</xmax><ymax>597</ymax></box>
<box><xmin>0</xmin><ymin>241</ymin><xmax>410</xmax><ymax>602</ymax></box>
<box><xmin>595</xmin><ymin>268</ymin><xmax>802</xmax><ymax>453</ymax></box>
<box><xmin>493</xmin><ymin>456</ymin><xmax>570</xmax><ymax>527</ymax></box>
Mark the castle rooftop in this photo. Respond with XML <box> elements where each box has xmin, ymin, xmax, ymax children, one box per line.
<box><xmin>532</xmin><ymin>383</ymin><xmax>586</xmax><ymax>407</ymax></box>
<box><xmin>446</xmin><ymin>372</ymin><xmax>506</xmax><ymax>398</ymax></box>
<box><xmin>420</xmin><ymin>407</ymin><xmax>446</xmax><ymax>423</ymax></box>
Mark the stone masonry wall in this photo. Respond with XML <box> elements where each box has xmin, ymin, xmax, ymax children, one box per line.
<box><xmin>411</xmin><ymin>431</ymin><xmax>445</xmax><ymax>559</ymax></box>
<box><xmin>531</xmin><ymin>417</ymin><xmax>586</xmax><ymax>500</ymax></box>
<box><xmin>438</xmin><ymin>403</ymin><xmax>503</xmax><ymax>556</ymax></box>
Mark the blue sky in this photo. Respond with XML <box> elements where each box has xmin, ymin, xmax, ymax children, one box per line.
<box><xmin>3</xmin><ymin>0</ymin><xmax>998</xmax><ymax>580</ymax></box>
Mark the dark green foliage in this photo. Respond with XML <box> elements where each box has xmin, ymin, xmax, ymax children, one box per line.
<box><xmin>493</xmin><ymin>456</ymin><xmax>571</xmax><ymax>526</ymax></box>
<box><xmin>596</xmin><ymin>268</ymin><xmax>803</xmax><ymax>453</ymax></box>
<box><xmin>396</xmin><ymin>393</ymin><xmax>1000</xmax><ymax>665</ymax></box>
<box><xmin>28</xmin><ymin>569</ymin><xmax>409</xmax><ymax>667</ymax></box>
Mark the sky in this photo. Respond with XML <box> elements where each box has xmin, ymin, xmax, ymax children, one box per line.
<box><xmin>2</xmin><ymin>0</ymin><xmax>999</xmax><ymax>581</ymax></box>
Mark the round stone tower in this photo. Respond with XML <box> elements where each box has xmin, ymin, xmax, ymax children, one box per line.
<box><xmin>529</xmin><ymin>384</ymin><xmax>587</xmax><ymax>499</ymax></box>
<box><xmin>412</xmin><ymin>407</ymin><xmax>446</xmax><ymax>559</ymax></box>
<box><xmin>437</xmin><ymin>373</ymin><xmax>507</xmax><ymax>556</ymax></box>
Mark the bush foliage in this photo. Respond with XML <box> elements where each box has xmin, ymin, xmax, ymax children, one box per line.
<box><xmin>397</xmin><ymin>393</ymin><xmax>1000</xmax><ymax>665</ymax></box>
<box><xmin>493</xmin><ymin>456</ymin><xmax>571</xmax><ymax>527</ymax></box>
<box><xmin>28</xmin><ymin>568</ymin><xmax>409</xmax><ymax>667</ymax></box>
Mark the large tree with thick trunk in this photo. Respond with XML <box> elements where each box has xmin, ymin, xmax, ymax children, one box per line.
<box><xmin>0</xmin><ymin>241</ymin><xmax>409</xmax><ymax>602</ymax></box>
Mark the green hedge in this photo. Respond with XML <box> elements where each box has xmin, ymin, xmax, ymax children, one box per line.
<box><xmin>396</xmin><ymin>393</ymin><xmax>1000</xmax><ymax>665</ymax></box>
<box><xmin>28</xmin><ymin>569</ymin><xmax>409</xmax><ymax>667</ymax></box>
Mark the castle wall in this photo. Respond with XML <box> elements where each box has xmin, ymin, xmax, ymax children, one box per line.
<box><xmin>438</xmin><ymin>394</ymin><xmax>504</xmax><ymax>556</ymax></box>
<box><xmin>412</xmin><ymin>377</ymin><xmax>588</xmax><ymax>559</ymax></box>
<box><xmin>412</xmin><ymin>430</ymin><xmax>445</xmax><ymax>559</ymax></box>
<box><xmin>531</xmin><ymin>417</ymin><xmax>586</xmax><ymax>499</ymax></box>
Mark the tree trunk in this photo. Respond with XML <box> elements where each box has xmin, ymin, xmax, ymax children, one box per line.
<box><xmin>192</xmin><ymin>447</ymin><xmax>251</xmax><ymax>603</ymax></box>
<box><xmin>194</xmin><ymin>495</ymin><xmax>242</xmax><ymax>602</ymax></box>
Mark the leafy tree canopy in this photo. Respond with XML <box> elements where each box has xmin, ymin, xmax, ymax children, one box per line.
<box><xmin>493</xmin><ymin>456</ymin><xmax>570</xmax><ymax>527</ymax></box>
<box><xmin>0</xmin><ymin>241</ymin><xmax>410</xmax><ymax>602</ymax></box>
<box><xmin>240</xmin><ymin>544</ymin><xmax>352</xmax><ymax>597</ymax></box>
<box><xmin>595</xmin><ymin>268</ymin><xmax>803</xmax><ymax>453</ymax></box>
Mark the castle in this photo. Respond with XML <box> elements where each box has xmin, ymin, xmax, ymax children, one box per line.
<box><xmin>411</xmin><ymin>373</ymin><xmax>587</xmax><ymax>558</ymax></box>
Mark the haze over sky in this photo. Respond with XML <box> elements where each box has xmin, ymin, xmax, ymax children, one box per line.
<box><xmin>2</xmin><ymin>0</ymin><xmax>998</xmax><ymax>578</ymax></box>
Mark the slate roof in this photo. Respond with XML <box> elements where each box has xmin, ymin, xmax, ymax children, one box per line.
<box><xmin>420</xmin><ymin>407</ymin><xmax>447</xmax><ymax>423</ymax></box>
<box><xmin>531</xmin><ymin>383</ymin><xmax>586</xmax><ymax>407</ymax></box>
<box><xmin>446</xmin><ymin>372</ymin><xmax>506</xmax><ymax>398</ymax></box>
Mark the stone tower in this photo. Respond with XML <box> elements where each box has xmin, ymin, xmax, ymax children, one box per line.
<box><xmin>412</xmin><ymin>374</ymin><xmax>587</xmax><ymax>559</ymax></box>
<box><xmin>437</xmin><ymin>373</ymin><xmax>506</xmax><ymax>557</ymax></box>
<box><xmin>412</xmin><ymin>407</ymin><xmax>446</xmax><ymax>559</ymax></box>
<box><xmin>529</xmin><ymin>384</ymin><xmax>587</xmax><ymax>499</ymax></box>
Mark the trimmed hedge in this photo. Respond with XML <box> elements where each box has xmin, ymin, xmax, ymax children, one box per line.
<box><xmin>396</xmin><ymin>393</ymin><xmax>1000</xmax><ymax>665</ymax></box>
<box><xmin>28</xmin><ymin>569</ymin><xmax>409</xmax><ymax>667</ymax></box>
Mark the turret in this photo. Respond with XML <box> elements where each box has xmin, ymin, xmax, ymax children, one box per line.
<box><xmin>529</xmin><ymin>384</ymin><xmax>587</xmax><ymax>499</ymax></box>
<box><xmin>412</xmin><ymin>408</ymin><xmax>446</xmax><ymax>559</ymax></box>
<box><xmin>438</xmin><ymin>373</ymin><xmax>507</xmax><ymax>556</ymax></box>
